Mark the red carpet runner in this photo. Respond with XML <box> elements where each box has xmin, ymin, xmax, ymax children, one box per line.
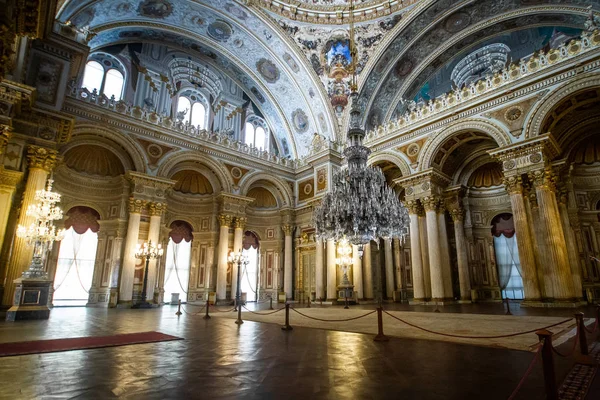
<box><xmin>0</xmin><ymin>331</ymin><xmax>182</xmax><ymax>357</ymax></box>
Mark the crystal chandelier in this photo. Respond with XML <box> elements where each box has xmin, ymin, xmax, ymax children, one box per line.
<box><xmin>16</xmin><ymin>178</ymin><xmax>65</xmax><ymax>278</ymax></box>
<box><xmin>335</xmin><ymin>237</ymin><xmax>353</xmax><ymax>286</ymax></box>
<box><xmin>314</xmin><ymin>0</ymin><xmax>409</xmax><ymax>251</ymax></box>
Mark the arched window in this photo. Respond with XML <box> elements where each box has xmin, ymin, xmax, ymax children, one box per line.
<box><xmin>176</xmin><ymin>90</ymin><xmax>208</xmax><ymax>129</ymax></box>
<box><xmin>82</xmin><ymin>54</ymin><xmax>126</xmax><ymax>100</ymax></box>
<box><xmin>245</xmin><ymin>117</ymin><xmax>269</xmax><ymax>150</ymax></box>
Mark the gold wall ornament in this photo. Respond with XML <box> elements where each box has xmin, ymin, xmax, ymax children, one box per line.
<box><xmin>449</xmin><ymin>208</ymin><xmax>465</xmax><ymax>222</ymax></box>
<box><xmin>128</xmin><ymin>197</ymin><xmax>147</xmax><ymax>214</ymax></box>
<box><xmin>405</xmin><ymin>199</ymin><xmax>422</xmax><ymax>215</ymax></box>
<box><xmin>148</xmin><ymin>202</ymin><xmax>167</xmax><ymax>217</ymax></box>
<box><xmin>528</xmin><ymin>168</ymin><xmax>557</xmax><ymax>192</ymax></box>
<box><xmin>26</xmin><ymin>145</ymin><xmax>58</xmax><ymax>171</ymax></box>
<box><xmin>0</xmin><ymin>125</ymin><xmax>11</xmax><ymax>154</ymax></box>
<box><xmin>218</xmin><ymin>213</ymin><xmax>232</xmax><ymax>227</ymax></box>
<box><xmin>421</xmin><ymin>196</ymin><xmax>441</xmax><ymax>213</ymax></box>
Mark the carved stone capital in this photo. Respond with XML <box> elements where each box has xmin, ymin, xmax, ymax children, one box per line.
<box><xmin>528</xmin><ymin>168</ymin><xmax>556</xmax><ymax>192</ymax></box>
<box><xmin>218</xmin><ymin>214</ymin><xmax>232</xmax><ymax>227</ymax></box>
<box><xmin>405</xmin><ymin>200</ymin><xmax>423</xmax><ymax>216</ymax></box>
<box><xmin>421</xmin><ymin>196</ymin><xmax>441</xmax><ymax>213</ymax></box>
<box><xmin>282</xmin><ymin>224</ymin><xmax>294</xmax><ymax>236</ymax></box>
<box><xmin>449</xmin><ymin>207</ymin><xmax>465</xmax><ymax>222</ymax></box>
<box><xmin>503</xmin><ymin>175</ymin><xmax>523</xmax><ymax>195</ymax></box>
<box><xmin>128</xmin><ymin>197</ymin><xmax>147</xmax><ymax>214</ymax></box>
<box><xmin>27</xmin><ymin>145</ymin><xmax>58</xmax><ymax>171</ymax></box>
<box><xmin>234</xmin><ymin>216</ymin><xmax>247</xmax><ymax>230</ymax></box>
<box><xmin>0</xmin><ymin>125</ymin><xmax>11</xmax><ymax>154</ymax></box>
<box><xmin>148</xmin><ymin>202</ymin><xmax>167</xmax><ymax>217</ymax></box>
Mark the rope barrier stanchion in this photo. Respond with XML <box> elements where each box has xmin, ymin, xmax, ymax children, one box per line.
<box><xmin>235</xmin><ymin>300</ymin><xmax>243</xmax><ymax>325</ymax></box>
<box><xmin>307</xmin><ymin>297</ymin><xmax>311</xmax><ymax>308</ymax></box>
<box><xmin>203</xmin><ymin>301</ymin><xmax>211</xmax><ymax>320</ymax></box>
<box><xmin>574</xmin><ymin>312</ymin><xmax>598</xmax><ymax>366</ymax></box>
<box><xmin>242</xmin><ymin>304</ymin><xmax>285</xmax><ymax>316</ymax></box>
<box><xmin>507</xmin><ymin>344</ymin><xmax>542</xmax><ymax>400</ymax></box>
<box><xmin>433</xmin><ymin>301</ymin><xmax>440</xmax><ymax>313</ymax></box>
<box><xmin>374</xmin><ymin>307</ymin><xmax>389</xmax><ymax>342</ymax></box>
<box><xmin>176</xmin><ymin>299</ymin><xmax>182</xmax><ymax>316</ymax></box>
<box><xmin>536</xmin><ymin>329</ymin><xmax>558</xmax><ymax>400</ymax></box>
<box><xmin>504</xmin><ymin>298</ymin><xmax>512</xmax><ymax>316</ymax></box>
<box><xmin>281</xmin><ymin>303</ymin><xmax>293</xmax><ymax>331</ymax></box>
<box><xmin>269</xmin><ymin>296</ymin><xmax>274</xmax><ymax>310</ymax></box>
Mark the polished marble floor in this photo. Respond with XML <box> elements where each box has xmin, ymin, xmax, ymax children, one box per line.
<box><xmin>0</xmin><ymin>304</ymin><xmax>598</xmax><ymax>400</ymax></box>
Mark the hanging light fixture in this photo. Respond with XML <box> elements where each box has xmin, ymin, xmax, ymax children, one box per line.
<box><xmin>314</xmin><ymin>0</ymin><xmax>409</xmax><ymax>253</ymax></box>
<box><xmin>16</xmin><ymin>178</ymin><xmax>66</xmax><ymax>278</ymax></box>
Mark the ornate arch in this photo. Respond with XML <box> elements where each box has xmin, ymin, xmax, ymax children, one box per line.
<box><xmin>61</xmin><ymin>200</ymin><xmax>107</xmax><ymax>222</ymax></box>
<box><xmin>526</xmin><ymin>72</ymin><xmax>600</xmax><ymax>139</ymax></box>
<box><xmin>238</xmin><ymin>172</ymin><xmax>293</xmax><ymax>208</ymax></box>
<box><xmin>418</xmin><ymin>119</ymin><xmax>511</xmax><ymax>171</ymax></box>
<box><xmin>157</xmin><ymin>152</ymin><xmax>231</xmax><ymax>193</ymax></box>
<box><xmin>66</xmin><ymin>124</ymin><xmax>147</xmax><ymax>172</ymax></box>
<box><xmin>368</xmin><ymin>151</ymin><xmax>412</xmax><ymax>177</ymax></box>
<box><xmin>164</xmin><ymin>217</ymin><xmax>198</xmax><ymax>234</ymax></box>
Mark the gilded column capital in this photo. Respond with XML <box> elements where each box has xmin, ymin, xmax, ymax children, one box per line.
<box><xmin>449</xmin><ymin>207</ymin><xmax>465</xmax><ymax>222</ymax></box>
<box><xmin>26</xmin><ymin>145</ymin><xmax>58</xmax><ymax>171</ymax></box>
<box><xmin>405</xmin><ymin>200</ymin><xmax>423</xmax><ymax>216</ymax></box>
<box><xmin>528</xmin><ymin>191</ymin><xmax>539</xmax><ymax>209</ymax></box>
<box><xmin>528</xmin><ymin>168</ymin><xmax>556</xmax><ymax>192</ymax></box>
<box><xmin>503</xmin><ymin>175</ymin><xmax>523</xmax><ymax>195</ymax></box>
<box><xmin>282</xmin><ymin>224</ymin><xmax>294</xmax><ymax>236</ymax></box>
<box><xmin>0</xmin><ymin>125</ymin><xmax>11</xmax><ymax>155</ymax></box>
<box><xmin>148</xmin><ymin>202</ymin><xmax>167</xmax><ymax>217</ymax></box>
<box><xmin>128</xmin><ymin>197</ymin><xmax>147</xmax><ymax>214</ymax></box>
<box><xmin>218</xmin><ymin>213</ymin><xmax>232</xmax><ymax>227</ymax></box>
<box><xmin>234</xmin><ymin>217</ymin><xmax>247</xmax><ymax>230</ymax></box>
<box><xmin>421</xmin><ymin>196</ymin><xmax>441</xmax><ymax>213</ymax></box>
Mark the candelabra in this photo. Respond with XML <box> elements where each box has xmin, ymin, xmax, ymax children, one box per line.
<box><xmin>16</xmin><ymin>178</ymin><xmax>65</xmax><ymax>278</ymax></box>
<box><xmin>133</xmin><ymin>240</ymin><xmax>163</xmax><ymax>309</ymax></box>
<box><xmin>335</xmin><ymin>237</ymin><xmax>354</xmax><ymax>309</ymax></box>
<box><xmin>228</xmin><ymin>250</ymin><xmax>249</xmax><ymax>324</ymax></box>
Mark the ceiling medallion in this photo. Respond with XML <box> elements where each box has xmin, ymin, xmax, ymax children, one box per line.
<box><xmin>444</xmin><ymin>12</ymin><xmax>471</xmax><ymax>33</ymax></box>
<box><xmin>292</xmin><ymin>109</ymin><xmax>310</xmax><ymax>133</ymax></box>
<box><xmin>138</xmin><ymin>0</ymin><xmax>173</xmax><ymax>19</ymax></box>
<box><xmin>504</xmin><ymin>106</ymin><xmax>523</xmax><ymax>122</ymax></box>
<box><xmin>207</xmin><ymin>20</ymin><xmax>233</xmax><ymax>42</ymax></box>
<box><xmin>256</xmin><ymin>58</ymin><xmax>281</xmax><ymax>83</ymax></box>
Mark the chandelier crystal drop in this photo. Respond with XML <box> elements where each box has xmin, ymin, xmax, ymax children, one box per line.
<box><xmin>16</xmin><ymin>178</ymin><xmax>66</xmax><ymax>278</ymax></box>
<box><xmin>314</xmin><ymin>97</ymin><xmax>409</xmax><ymax>249</ymax></box>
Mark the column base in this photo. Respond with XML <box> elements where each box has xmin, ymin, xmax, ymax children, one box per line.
<box><xmin>131</xmin><ymin>302</ymin><xmax>158</xmax><ymax>309</ymax></box>
<box><xmin>215</xmin><ymin>299</ymin><xmax>234</xmax><ymax>306</ymax></box>
<box><xmin>6</xmin><ymin>277</ymin><xmax>52</xmax><ymax>321</ymax></box>
<box><xmin>86</xmin><ymin>289</ymin><xmax>111</xmax><ymax>307</ymax></box>
<box><xmin>116</xmin><ymin>300</ymin><xmax>133</xmax><ymax>308</ymax></box>
<box><xmin>428</xmin><ymin>298</ymin><xmax>455</xmax><ymax>305</ymax></box>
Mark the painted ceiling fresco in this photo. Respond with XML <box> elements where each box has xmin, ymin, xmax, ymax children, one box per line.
<box><xmin>57</xmin><ymin>0</ymin><xmax>338</xmax><ymax>158</ymax></box>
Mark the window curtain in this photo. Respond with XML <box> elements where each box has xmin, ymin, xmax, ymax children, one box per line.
<box><xmin>54</xmin><ymin>227</ymin><xmax>98</xmax><ymax>300</ymax></box>
<box><xmin>493</xmin><ymin>235</ymin><xmax>518</xmax><ymax>290</ymax></box>
<box><xmin>163</xmin><ymin>221</ymin><xmax>193</xmax><ymax>302</ymax></box>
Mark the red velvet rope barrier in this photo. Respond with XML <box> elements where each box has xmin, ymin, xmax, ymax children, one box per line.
<box><xmin>290</xmin><ymin>307</ymin><xmax>377</xmax><ymax>322</ymax></box>
<box><xmin>241</xmin><ymin>304</ymin><xmax>285</xmax><ymax>315</ymax></box>
<box><xmin>506</xmin><ymin>344</ymin><xmax>542</xmax><ymax>400</ymax></box>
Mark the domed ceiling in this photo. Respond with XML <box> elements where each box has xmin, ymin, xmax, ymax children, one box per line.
<box><xmin>468</xmin><ymin>162</ymin><xmax>504</xmax><ymax>188</ymax></box>
<box><xmin>247</xmin><ymin>186</ymin><xmax>278</xmax><ymax>209</ymax></box>
<box><xmin>172</xmin><ymin>170</ymin><xmax>213</xmax><ymax>195</ymax></box>
<box><xmin>64</xmin><ymin>144</ymin><xmax>125</xmax><ymax>176</ymax></box>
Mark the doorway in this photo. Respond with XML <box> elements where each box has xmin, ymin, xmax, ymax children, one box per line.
<box><xmin>492</xmin><ymin>213</ymin><xmax>524</xmax><ymax>300</ymax></box>
<box><xmin>163</xmin><ymin>221</ymin><xmax>193</xmax><ymax>304</ymax></box>
<box><xmin>241</xmin><ymin>231</ymin><xmax>259</xmax><ymax>302</ymax></box>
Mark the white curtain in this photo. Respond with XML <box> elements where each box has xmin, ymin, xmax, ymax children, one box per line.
<box><xmin>163</xmin><ymin>238</ymin><xmax>191</xmax><ymax>303</ymax></box>
<box><xmin>53</xmin><ymin>227</ymin><xmax>98</xmax><ymax>302</ymax></box>
<box><xmin>241</xmin><ymin>247</ymin><xmax>259</xmax><ymax>302</ymax></box>
<box><xmin>493</xmin><ymin>234</ymin><xmax>524</xmax><ymax>299</ymax></box>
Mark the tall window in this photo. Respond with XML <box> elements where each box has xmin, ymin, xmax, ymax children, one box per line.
<box><xmin>245</xmin><ymin>117</ymin><xmax>269</xmax><ymax>150</ymax></box>
<box><xmin>82</xmin><ymin>55</ymin><xmax>126</xmax><ymax>101</ymax></box>
<box><xmin>241</xmin><ymin>231</ymin><xmax>260</xmax><ymax>302</ymax></box>
<box><xmin>176</xmin><ymin>90</ymin><xmax>207</xmax><ymax>129</ymax></box>
<box><xmin>163</xmin><ymin>221</ymin><xmax>193</xmax><ymax>304</ymax></box>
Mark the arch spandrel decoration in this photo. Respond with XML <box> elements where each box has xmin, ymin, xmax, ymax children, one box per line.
<box><xmin>238</xmin><ymin>172</ymin><xmax>293</xmax><ymax>208</ymax></box>
<box><xmin>418</xmin><ymin>119</ymin><xmax>512</xmax><ymax>172</ymax></box>
<box><xmin>526</xmin><ymin>73</ymin><xmax>600</xmax><ymax>139</ymax></box>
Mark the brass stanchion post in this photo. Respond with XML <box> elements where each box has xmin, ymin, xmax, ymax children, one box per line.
<box><xmin>281</xmin><ymin>303</ymin><xmax>293</xmax><ymax>331</ymax></box>
<box><xmin>433</xmin><ymin>301</ymin><xmax>440</xmax><ymax>313</ymax></box>
<box><xmin>505</xmin><ymin>298</ymin><xmax>512</xmax><ymax>315</ymax></box>
<box><xmin>344</xmin><ymin>295</ymin><xmax>349</xmax><ymax>309</ymax></box>
<box><xmin>536</xmin><ymin>329</ymin><xmax>558</xmax><ymax>400</ymax></box>
<box><xmin>203</xmin><ymin>300</ymin><xmax>211</xmax><ymax>320</ymax></box>
<box><xmin>269</xmin><ymin>296</ymin><xmax>274</xmax><ymax>310</ymax></box>
<box><xmin>575</xmin><ymin>312</ymin><xmax>597</xmax><ymax>365</ymax></box>
<box><xmin>374</xmin><ymin>307</ymin><xmax>389</xmax><ymax>342</ymax></box>
<box><xmin>176</xmin><ymin>299</ymin><xmax>182</xmax><ymax>316</ymax></box>
<box><xmin>307</xmin><ymin>296</ymin><xmax>311</xmax><ymax>308</ymax></box>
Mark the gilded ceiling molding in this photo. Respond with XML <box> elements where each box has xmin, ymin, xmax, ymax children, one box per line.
<box><xmin>417</xmin><ymin>118</ymin><xmax>512</xmax><ymax>172</ymax></box>
<box><xmin>238</xmin><ymin>171</ymin><xmax>293</xmax><ymax>207</ymax></box>
<box><xmin>525</xmin><ymin>72</ymin><xmax>600</xmax><ymax>139</ymax></box>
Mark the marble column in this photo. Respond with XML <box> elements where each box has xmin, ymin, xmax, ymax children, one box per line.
<box><xmin>437</xmin><ymin>212</ymin><xmax>454</xmax><ymax>299</ymax></box>
<box><xmin>315</xmin><ymin>238</ymin><xmax>324</xmax><ymax>300</ymax></box>
<box><xmin>418</xmin><ymin>212</ymin><xmax>431</xmax><ymax>298</ymax></box>
<box><xmin>557</xmin><ymin>190</ymin><xmax>583</xmax><ymax>299</ymax></box>
<box><xmin>326</xmin><ymin>239</ymin><xmax>337</xmax><ymax>300</ymax></box>
<box><xmin>2</xmin><ymin>146</ymin><xmax>57</xmax><ymax>307</ymax></box>
<box><xmin>232</xmin><ymin>217</ymin><xmax>246</xmax><ymax>300</ymax></box>
<box><xmin>504</xmin><ymin>177</ymin><xmax>541</xmax><ymax>301</ymax></box>
<box><xmin>0</xmin><ymin>168</ymin><xmax>22</xmax><ymax>256</ymax></box>
<box><xmin>119</xmin><ymin>198</ymin><xmax>145</xmax><ymax>304</ymax></box>
<box><xmin>526</xmin><ymin>187</ymin><xmax>549</xmax><ymax>299</ymax></box>
<box><xmin>363</xmin><ymin>242</ymin><xmax>373</xmax><ymax>300</ymax></box>
<box><xmin>283</xmin><ymin>224</ymin><xmax>293</xmax><ymax>300</ymax></box>
<box><xmin>423</xmin><ymin>196</ymin><xmax>446</xmax><ymax>301</ymax></box>
<box><xmin>450</xmin><ymin>208</ymin><xmax>471</xmax><ymax>301</ymax></box>
<box><xmin>529</xmin><ymin>168</ymin><xmax>576</xmax><ymax>301</ymax></box>
<box><xmin>352</xmin><ymin>244</ymin><xmax>364</xmax><ymax>299</ymax></box>
<box><xmin>216</xmin><ymin>214</ymin><xmax>232</xmax><ymax>301</ymax></box>
<box><xmin>407</xmin><ymin>201</ymin><xmax>425</xmax><ymax>301</ymax></box>
<box><xmin>393</xmin><ymin>239</ymin><xmax>403</xmax><ymax>291</ymax></box>
<box><xmin>384</xmin><ymin>238</ymin><xmax>394</xmax><ymax>299</ymax></box>
<box><xmin>146</xmin><ymin>202</ymin><xmax>165</xmax><ymax>303</ymax></box>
